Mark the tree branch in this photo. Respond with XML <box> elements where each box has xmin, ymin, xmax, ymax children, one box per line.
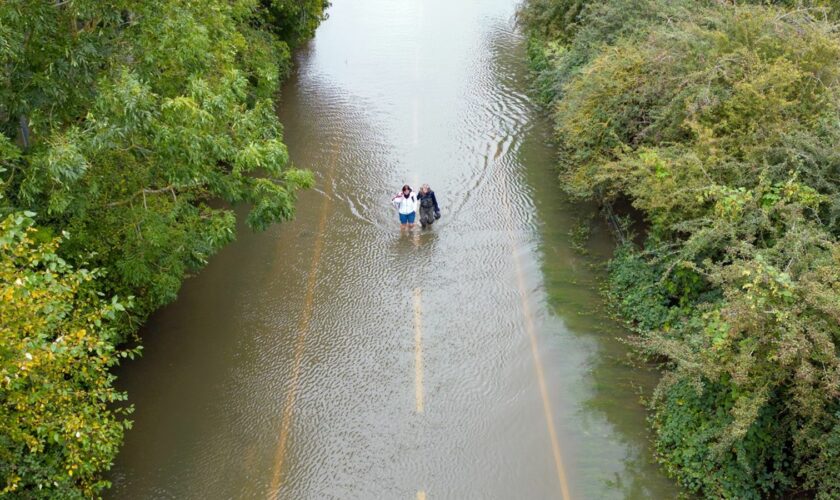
<box><xmin>106</xmin><ymin>185</ymin><xmax>177</xmax><ymax>208</ymax></box>
<box><xmin>19</xmin><ymin>115</ymin><xmax>30</xmax><ymax>150</ymax></box>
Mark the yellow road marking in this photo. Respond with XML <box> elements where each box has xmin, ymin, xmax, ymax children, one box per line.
<box><xmin>499</xmin><ymin>172</ymin><xmax>572</xmax><ymax>500</ymax></box>
<box><xmin>267</xmin><ymin>150</ymin><xmax>337</xmax><ymax>499</ymax></box>
<box><xmin>511</xmin><ymin>246</ymin><xmax>572</xmax><ymax>500</ymax></box>
<box><xmin>413</xmin><ymin>288</ymin><xmax>424</xmax><ymax>414</ymax></box>
<box><xmin>417</xmin><ymin>491</ymin><xmax>427</xmax><ymax>500</ymax></box>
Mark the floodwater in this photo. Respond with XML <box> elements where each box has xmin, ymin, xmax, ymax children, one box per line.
<box><xmin>109</xmin><ymin>0</ymin><xmax>679</xmax><ymax>498</ymax></box>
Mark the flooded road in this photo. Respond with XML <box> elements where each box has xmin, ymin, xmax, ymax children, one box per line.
<box><xmin>110</xmin><ymin>0</ymin><xmax>678</xmax><ymax>498</ymax></box>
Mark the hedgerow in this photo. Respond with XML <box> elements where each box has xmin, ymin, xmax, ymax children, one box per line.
<box><xmin>521</xmin><ymin>0</ymin><xmax>840</xmax><ymax>496</ymax></box>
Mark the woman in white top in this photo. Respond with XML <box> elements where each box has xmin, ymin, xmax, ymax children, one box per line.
<box><xmin>392</xmin><ymin>184</ymin><xmax>418</xmax><ymax>229</ymax></box>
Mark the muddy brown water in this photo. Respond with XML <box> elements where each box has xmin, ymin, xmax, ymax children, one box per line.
<box><xmin>109</xmin><ymin>0</ymin><xmax>679</xmax><ymax>498</ymax></box>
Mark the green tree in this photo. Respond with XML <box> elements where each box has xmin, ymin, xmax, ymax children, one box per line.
<box><xmin>1</xmin><ymin>0</ymin><xmax>316</xmax><ymax>328</ymax></box>
<box><xmin>0</xmin><ymin>213</ymin><xmax>135</xmax><ymax>497</ymax></box>
<box><xmin>257</xmin><ymin>0</ymin><xmax>330</xmax><ymax>47</ymax></box>
<box><xmin>0</xmin><ymin>0</ymin><xmax>326</xmax><ymax>495</ymax></box>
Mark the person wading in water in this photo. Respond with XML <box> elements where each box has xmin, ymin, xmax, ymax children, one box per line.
<box><xmin>392</xmin><ymin>184</ymin><xmax>418</xmax><ymax>230</ymax></box>
<box><xmin>417</xmin><ymin>184</ymin><xmax>440</xmax><ymax>228</ymax></box>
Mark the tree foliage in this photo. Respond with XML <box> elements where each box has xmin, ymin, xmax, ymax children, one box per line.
<box><xmin>523</xmin><ymin>0</ymin><xmax>840</xmax><ymax>497</ymax></box>
<box><xmin>1</xmin><ymin>0</ymin><xmax>320</xmax><ymax>325</ymax></box>
<box><xmin>0</xmin><ymin>0</ymin><xmax>325</xmax><ymax>495</ymax></box>
<box><xmin>257</xmin><ymin>0</ymin><xmax>329</xmax><ymax>47</ymax></box>
<box><xmin>0</xmin><ymin>213</ymin><xmax>135</xmax><ymax>497</ymax></box>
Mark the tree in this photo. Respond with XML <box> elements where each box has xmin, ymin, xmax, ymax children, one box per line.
<box><xmin>0</xmin><ymin>0</ymin><xmax>326</xmax><ymax>495</ymax></box>
<box><xmin>0</xmin><ymin>213</ymin><xmax>135</xmax><ymax>497</ymax></box>
<box><xmin>1</xmin><ymin>0</ymin><xmax>315</xmax><ymax>330</ymax></box>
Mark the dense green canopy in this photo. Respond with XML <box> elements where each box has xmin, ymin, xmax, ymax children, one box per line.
<box><xmin>0</xmin><ymin>0</ymin><xmax>325</xmax><ymax>495</ymax></box>
<box><xmin>522</xmin><ymin>0</ymin><xmax>840</xmax><ymax>497</ymax></box>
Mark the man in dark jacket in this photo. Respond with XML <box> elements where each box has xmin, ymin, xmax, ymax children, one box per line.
<box><xmin>417</xmin><ymin>184</ymin><xmax>440</xmax><ymax>228</ymax></box>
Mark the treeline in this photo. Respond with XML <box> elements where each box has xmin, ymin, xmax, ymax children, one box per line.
<box><xmin>521</xmin><ymin>0</ymin><xmax>840</xmax><ymax>497</ymax></box>
<box><xmin>0</xmin><ymin>0</ymin><xmax>325</xmax><ymax>496</ymax></box>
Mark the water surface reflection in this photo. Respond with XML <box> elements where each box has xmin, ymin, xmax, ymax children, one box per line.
<box><xmin>109</xmin><ymin>0</ymin><xmax>678</xmax><ymax>498</ymax></box>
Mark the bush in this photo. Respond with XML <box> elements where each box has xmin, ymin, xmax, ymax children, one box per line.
<box><xmin>523</xmin><ymin>0</ymin><xmax>840</xmax><ymax>496</ymax></box>
<box><xmin>653</xmin><ymin>378</ymin><xmax>792</xmax><ymax>498</ymax></box>
<box><xmin>0</xmin><ymin>213</ymin><xmax>136</xmax><ymax>497</ymax></box>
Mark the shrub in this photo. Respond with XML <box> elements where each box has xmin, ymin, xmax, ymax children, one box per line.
<box><xmin>523</xmin><ymin>0</ymin><xmax>840</xmax><ymax>496</ymax></box>
<box><xmin>0</xmin><ymin>213</ymin><xmax>136</xmax><ymax>497</ymax></box>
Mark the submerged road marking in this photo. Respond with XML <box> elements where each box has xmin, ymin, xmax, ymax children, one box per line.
<box><xmin>511</xmin><ymin>246</ymin><xmax>572</xmax><ymax>500</ymax></box>
<box><xmin>267</xmin><ymin>150</ymin><xmax>336</xmax><ymax>499</ymax></box>
<box><xmin>414</xmin><ymin>287</ymin><xmax>425</xmax><ymax>414</ymax></box>
<box><xmin>499</xmin><ymin>171</ymin><xmax>572</xmax><ymax>500</ymax></box>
